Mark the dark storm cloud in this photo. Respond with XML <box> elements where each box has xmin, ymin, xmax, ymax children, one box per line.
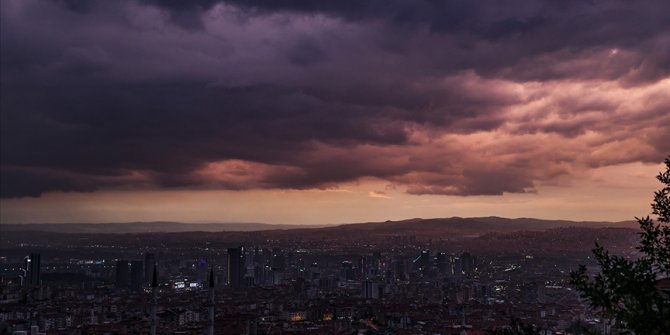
<box><xmin>138</xmin><ymin>0</ymin><xmax>527</xmax><ymax>37</ymax></box>
<box><xmin>287</xmin><ymin>39</ymin><xmax>328</xmax><ymax>67</ymax></box>
<box><xmin>1</xmin><ymin>0</ymin><xmax>669</xmax><ymax>197</ymax></box>
<box><xmin>0</xmin><ymin>167</ymin><xmax>97</xmax><ymax>198</ymax></box>
<box><xmin>136</xmin><ymin>0</ymin><xmax>670</xmax><ymax>80</ymax></box>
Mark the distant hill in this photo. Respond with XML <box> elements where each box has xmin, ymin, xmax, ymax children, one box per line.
<box><xmin>320</xmin><ymin>216</ymin><xmax>637</xmax><ymax>237</ymax></box>
<box><xmin>0</xmin><ymin>221</ymin><xmax>326</xmax><ymax>234</ymax></box>
<box><xmin>0</xmin><ymin>216</ymin><xmax>637</xmax><ymax>235</ymax></box>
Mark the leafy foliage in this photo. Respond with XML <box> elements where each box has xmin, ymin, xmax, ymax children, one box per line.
<box><xmin>569</xmin><ymin>157</ymin><xmax>670</xmax><ymax>334</ymax></box>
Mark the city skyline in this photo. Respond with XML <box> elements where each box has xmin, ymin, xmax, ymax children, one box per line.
<box><xmin>2</xmin><ymin>0</ymin><xmax>669</xmax><ymax>225</ymax></box>
<box><xmin>1</xmin><ymin>215</ymin><xmax>646</xmax><ymax>334</ymax></box>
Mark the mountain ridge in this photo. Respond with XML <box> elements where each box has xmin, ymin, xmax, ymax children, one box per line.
<box><xmin>0</xmin><ymin>216</ymin><xmax>637</xmax><ymax>234</ymax></box>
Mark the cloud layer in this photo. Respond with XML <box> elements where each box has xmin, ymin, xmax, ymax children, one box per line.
<box><xmin>1</xmin><ymin>0</ymin><xmax>669</xmax><ymax>198</ymax></box>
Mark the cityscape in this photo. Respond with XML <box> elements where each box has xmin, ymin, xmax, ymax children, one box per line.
<box><xmin>0</xmin><ymin>218</ymin><xmax>644</xmax><ymax>334</ymax></box>
<box><xmin>2</xmin><ymin>0</ymin><xmax>670</xmax><ymax>334</ymax></box>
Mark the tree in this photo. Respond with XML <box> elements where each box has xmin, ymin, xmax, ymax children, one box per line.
<box><xmin>569</xmin><ymin>157</ymin><xmax>670</xmax><ymax>334</ymax></box>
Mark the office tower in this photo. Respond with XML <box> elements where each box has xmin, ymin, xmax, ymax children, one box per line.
<box><xmin>130</xmin><ymin>260</ymin><xmax>144</xmax><ymax>291</ymax></box>
<box><xmin>413</xmin><ymin>250</ymin><xmax>430</xmax><ymax>271</ymax></box>
<box><xmin>362</xmin><ymin>280</ymin><xmax>380</xmax><ymax>299</ymax></box>
<box><xmin>371</xmin><ymin>251</ymin><xmax>382</xmax><ymax>272</ymax></box>
<box><xmin>393</xmin><ymin>258</ymin><xmax>405</xmax><ymax>281</ymax></box>
<box><xmin>358</xmin><ymin>256</ymin><xmax>367</xmax><ymax>279</ymax></box>
<box><xmin>207</xmin><ymin>268</ymin><xmax>215</xmax><ymax>335</ymax></box>
<box><xmin>454</xmin><ymin>257</ymin><xmax>463</xmax><ymax>277</ymax></box>
<box><xmin>227</xmin><ymin>247</ymin><xmax>245</xmax><ymax>289</ymax></box>
<box><xmin>341</xmin><ymin>261</ymin><xmax>353</xmax><ymax>281</ymax></box>
<box><xmin>29</xmin><ymin>254</ymin><xmax>41</xmax><ymax>286</ymax></box>
<box><xmin>460</xmin><ymin>252</ymin><xmax>474</xmax><ymax>275</ymax></box>
<box><xmin>150</xmin><ymin>266</ymin><xmax>158</xmax><ymax>335</ymax></box>
<box><xmin>23</xmin><ymin>254</ymin><xmax>41</xmax><ymax>287</ymax></box>
<box><xmin>253</xmin><ymin>247</ymin><xmax>262</xmax><ymax>266</ymax></box>
<box><xmin>144</xmin><ymin>253</ymin><xmax>156</xmax><ymax>285</ymax></box>
<box><xmin>271</xmin><ymin>248</ymin><xmax>285</xmax><ymax>271</ymax></box>
<box><xmin>436</xmin><ymin>252</ymin><xmax>447</xmax><ymax>274</ymax></box>
<box><xmin>115</xmin><ymin>260</ymin><xmax>130</xmax><ymax>289</ymax></box>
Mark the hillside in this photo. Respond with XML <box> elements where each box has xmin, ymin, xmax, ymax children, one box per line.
<box><xmin>0</xmin><ymin>221</ymin><xmax>325</xmax><ymax>233</ymax></box>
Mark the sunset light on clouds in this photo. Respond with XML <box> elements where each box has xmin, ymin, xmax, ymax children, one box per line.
<box><xmin>1</xmin><ymin>0</ymin><xmax>668</xmax><ymax>224</ymax></box>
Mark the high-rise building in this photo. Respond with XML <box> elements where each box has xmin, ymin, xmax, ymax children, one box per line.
<box><xmin>227</xmin><ymin>247</ymin><xmax>245</xmax><ymax>289</ymax></box>
<box><xmin>413</xmin><ymin>250</ymin><xmax>430</xmax><ymax>271</ymax></box>
<box><xmin>144</xmin><ymin>253</ymin><xmax>156</xmax><ymax>285</ymax></box>
<box><xmin>207</xmin><ymin>268</ymin><xmax>215</xmax><ymax>335</ymax></box>
<box><xmin>358</xmin><ymin>256</ymin><xmax>368</xmax><ymax>279</ymax></box>
<box><xmin>460</xmin><ymin>252</ymin><xmax>474</xmax><ymax>275</ymax></box>
<box><xmin>454</xmin><ymin>257</ymin><xmax>463</xmax><ymax>277</ymax></box>
<box><xmin>362</xmin><ymin>280</ymin><xmax>383</xmax><ymax>299</ymax></box>
<box><xmin>130</xmin><ymin>260</ymin><xmax>144</xmax><ymax>291</ymax></box>
<box><xmin>23</xmin><ymin>253</ymin><xmax>41</xmax><ymax>287</ymax></box>
<box><xmin>150</xmin><ymin>266</ymin><xmax>158</xmax><ymax>335</ymax></box>
<box><xmin>371</xmin><ymin>251</ymin><xmax>382</xmax><ymax>272</ymax></box>
<box><xmin>393</xmin><ymin>258</ymin><xmax>406</xmax><ymax>281</ymax></box>
<box><xmin>436</xmin><ymin>252</ymin><xmax>447</xmax><ymax>274</ymax></box>
<box><xmin>341</xmin><ymin>261</ymin><xmax>354</xmax><ymax>281</ymax></box>
<box><xmin>271</xmin><ymin>248</ymin><xmax>285</xmax><ymax>271</ymax></box>
<box><xmin>253</xmin><ymin>247</ymin><xmax>262</xmax><ymax>266</ymax></box>
<box><xmin>115</xmin><ymin>260</ymin><xmax>130</xmax><ymax>289</ymax></box>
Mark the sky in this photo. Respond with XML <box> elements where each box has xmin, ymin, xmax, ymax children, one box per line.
<box><xmin>1</xmin><ymin>0</ymin><xmax>669</xmax><ymax>225</ymax></box>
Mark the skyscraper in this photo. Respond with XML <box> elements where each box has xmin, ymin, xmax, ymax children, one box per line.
<box><xmin>207</xmin><ymin>268</ymin><xmax>215</xmax><ymax>335</ymax></box>
<box><xmin>144</xmin><ymin>253</ymin><xmax>156</xmax><ymax>286</ymax></box>
<box><xmin>227</xmin><ymin>247</ymin><xmax>245</xmax><ymax>289</ymax></box>
<box><xmin>358</xmin><ymin>256</ymin><xmax>368</xmax><ymax>279</ymax></box>
<box><xmin>460</xmin><ymin>252</ymin><xmax>474</xmax><ymax>275</ymax></box>
<box><xmin>271</xmin><ymin>248</ymin><xmax>285</xmax><ymax>271</ymax></box>
<box><xmin>413</xmin><ymin>250</ymin><xmax>430</xmax><ymax>271</ymax></box>
<box><xmin>130</xmin><ymin>260</ymin><xmax>144</xmax><ymax>291</ymax></box>
<box><xmin>22</xmin><ymin>254</ymin><xmax>41</xmax><ymax>287</ymax></box>
<box><xmin>436</xmin><ymin>252</ymin><xmax>447</xmax><ymax>274</ymax></box>
<box><xmin>150</xmin><ymin>266</ymin><xmax>158</xmax><ymax>335</ymax></box>
<box><xmin>362</xmin><ymin>280</ymin><xmax>382</xmax><ymax>299</ymax></box>
<box><xmin>115</xmin><ymin>260</ymin><xmax>130</xmax><ymax>289</ymax></box>
<box><xmin>29</xmin><ymin>253</ymin><xmax>41</xmax><ymax>286</ymax></box>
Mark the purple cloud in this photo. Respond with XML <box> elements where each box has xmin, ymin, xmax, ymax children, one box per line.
<box><xmin>1</xmin><ymin>0</ymin><xmax>669</xmax><ymax>198</ymax></box>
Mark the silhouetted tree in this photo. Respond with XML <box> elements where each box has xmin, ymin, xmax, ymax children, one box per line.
<box><xmin>570</xmin><ymin>157</ymin><xmax>670</xmax><ymax>334</ymax></box>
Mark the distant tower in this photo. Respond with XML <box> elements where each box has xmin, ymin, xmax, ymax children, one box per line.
<box><xmin>227</xmin><ymin>247</ymin><xmax>245</xmax><ymax>289</ymax></box>
<box><xmin>28</xmin><ymin>254</ymin><xmax>41</xmax><ymax>286</ymax></box>
<box><xmin>413</xmin><ymin>250</ymin><xmax>430</xmax><ymax>271</ymax></box>
<box><xmin>358</xmin><ymin>256</ymin><xmax>367</xmax><ymax>279</ymax></box>
<box><xmin>271</xmin><ymin>248</ymin><xmax>285</xmax><ymax>271</ymax></box>
<box><xmin>207</xmin><ymin>267</ymin><xmax>215</xmax><ymax>335</ymax></box>
<box><xmin>460</xmin><ymin>252</ymin><xmax>474</xmax><ymax>275</ymax></box>
<box><xmin>150</xmin><ymin>265</ymin><xmax>158</xmax><ymax>335</ymax></box>
<box><xmin>130</xmin><ymin>260</ymin><xmax>144</xmax><ymax>291</ymax></box>
<box><xmin>436</xmin><ymin>252</ymin><xmax>447</xmax><ymax>274</ymax></box>
<box><xmin>21</xmin><ymin>254</ymin><xmax>41</xmax><ymax>302</ymax></box>
<box><xmin>115</xmin><ymin>260</ymin><xmax>130</xmax><ymax>289</ymax></box>
<box><xmin>22</xmin><ymin>254</ymin><xmax>41</xmax><ymax>287</ymax></box>
<box><xmin>144</xmin><ymin>253</ymin><xmax>156</xmax><ymax>286</ymax></box>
